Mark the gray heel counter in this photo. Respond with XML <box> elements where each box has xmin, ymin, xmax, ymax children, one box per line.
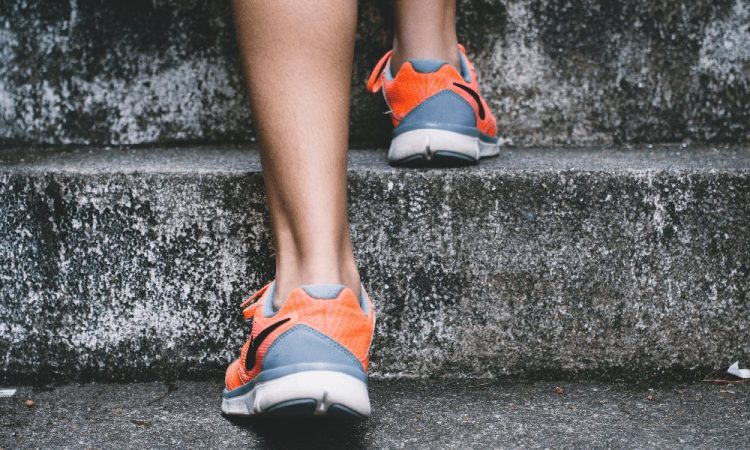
<box><xmin>396</xmin><ymin>90</ymin><xmax>476</xmax><ymax>136</ymax></box>
<box><xmin>262</xmin><ymin>324</ymin><xmax>364</xmax><ymax>374</ymax></box>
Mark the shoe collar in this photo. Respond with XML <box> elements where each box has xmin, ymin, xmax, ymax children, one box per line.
<box><xmin>255</xmin><ymin>281</ymin><xmax>371</xmax><ymax>318</ymax></box>
<box><xmin>366</xmin><ymin>45</ymin><xmax>473</xmax><ymax>93</ymax></box>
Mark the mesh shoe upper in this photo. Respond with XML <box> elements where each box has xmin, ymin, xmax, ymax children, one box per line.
<box><xmin>225</xmin><ymin>283</ymin><xmax>375</xmax><ymax>392</ymax></box>
<box><xmin>366</xmin><ymin>44</ymin><xmax>498</xmax><ymax>139</ymax></box>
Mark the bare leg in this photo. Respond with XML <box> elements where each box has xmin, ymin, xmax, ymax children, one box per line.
<box><xmin>391</xmin><ymin>0</ymin><xmax>460</xmax><ymax>73</ymax></box>
<box><xmin>233</xmin><ymin>0</ymin><xmax>360</xmax><ymax>307</ymax></box>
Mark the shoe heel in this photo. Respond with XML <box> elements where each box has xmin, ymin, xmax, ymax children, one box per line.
<box><xmin>222</xmin><ymin>370</ymin><xmax>370</xmax><ymax>418</ymax></box>
<box><xmin>388</xmin><ymin>128</ymin><xmax>481</xmax><ymax>167</ymax></box>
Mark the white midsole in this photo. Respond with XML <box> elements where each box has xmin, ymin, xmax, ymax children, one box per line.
<box><xmin>388</xmin><ymin>128</ymin><xmax>500</xmax><ymax>162</ymax></box>
<box><xmin>221</xmin><ymin>370</ymin><xmax>371</xmax><ymax>417</ymax></box>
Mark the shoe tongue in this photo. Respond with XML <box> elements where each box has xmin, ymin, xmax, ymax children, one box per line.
<box><xmin>408</xmin><ymin>59</ymin><xmax>450</xmax><ymax>74</ymax></box>
<box><xmin>300</xmin><ymin>284</ymin><xmax>346</xmax><ymax>299</ymax></box>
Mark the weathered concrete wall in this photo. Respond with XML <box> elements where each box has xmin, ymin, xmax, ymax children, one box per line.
<box><xmin>1</xmin><ymin>146</ymin><xmax>748</xmax><ymax>382</ymax></box>
<box><xmin>0</xmin><ymin>1</ymin><xmax>748</xmax><ymax>146</ymax></box>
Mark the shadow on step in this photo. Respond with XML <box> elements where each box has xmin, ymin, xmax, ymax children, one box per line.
<box><xmin>223</xmin><ymin>415</ymin><xmax>367</xmax><ymax>449</ymax></box>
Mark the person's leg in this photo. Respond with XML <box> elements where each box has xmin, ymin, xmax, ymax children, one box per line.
<box><xmin>233</xmin><ymin>0</ymin><xmax>359</xmax><ymax>307</ymax></box>
<box><xmin>391</xmin><ymin>0</ymin><xmax>460</xmax><ymax>73</ymax></box>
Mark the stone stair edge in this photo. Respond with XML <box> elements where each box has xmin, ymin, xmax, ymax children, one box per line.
<box><xmin>0</xmin><ymin>144</ymin><xmax>749</xmax><ymax>174</ymax></box>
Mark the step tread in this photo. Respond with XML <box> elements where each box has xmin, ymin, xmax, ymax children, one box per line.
<box><xmin>2</xmin><ymin>380</ymin><xmax>748</xmax><ymax>448</ymax></box>
<box><xmin>1</xmin><ymin>145</ymin><xmax>749</xmax><ymax>174</ymax></box>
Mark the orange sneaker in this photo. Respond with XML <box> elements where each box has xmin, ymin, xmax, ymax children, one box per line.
<box><xmin>222</xmin><ymin>282</ymin><xmax>375</xmax><ymax>418</ymax></box>
<box><xmin>367</xmin><ymin>45</ymin><xmax>500</xmax><ymax>167</ymax></box>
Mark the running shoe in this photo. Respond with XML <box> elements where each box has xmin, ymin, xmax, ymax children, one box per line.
<box><xmin>222</xmin><ymin>282</ymin><xmax>375</xmax><ymax>418</ymax></box>
<box><xmin>366</xmin><ymin>45</ymin><xmax>500</xmax><ymax>167</ymax></box>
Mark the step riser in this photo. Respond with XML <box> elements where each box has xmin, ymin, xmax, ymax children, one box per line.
<box><xmin>1</xmin><ymin>1</ymin><xmax>748</xmax><ymax>146</ymax></box>
<box><xmin>2</xmin><ymin>150</ymin><xmax>748</xmax><ymax>382</ymax></box>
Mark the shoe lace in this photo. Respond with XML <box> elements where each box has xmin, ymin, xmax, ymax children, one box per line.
<box><xmin>239</xmin><ymin>282</ymin><xmax>272</xmax><ymax>320</ymax></box>
<box><xmin>366</xmin><ymin>49</ymin><xmax>393</xmax><ymax>93</ymax></box>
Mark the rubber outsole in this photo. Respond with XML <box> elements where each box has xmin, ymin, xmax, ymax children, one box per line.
<box><xmin>262</xmin><ymin>399</ymin><xmax>367</xmax><ymax>420</ymax></box>
<box><xmin>392</xmin><ymin>150</ymin><xmax>478</xmax><ymax>168</ymax></box>
<box><xmin>221</xmin><ymin>370</ymin><xmax>370</xmax><ymax>419</ymax></box>
<box><xmin>388</xmin><ymin>128</ymin><xmax>499</xmax><ymax>168</ymax></box>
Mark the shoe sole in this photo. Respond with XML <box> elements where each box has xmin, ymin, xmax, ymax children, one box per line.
<box><xmin>388</xmin><ymin>128</ymin><xmax>500</xmax><ymax>167</ymax></box>
<box><xmin>221</xmin><ymin>370</ymin><xmax>370</xmax><ymax>419</ymax></box>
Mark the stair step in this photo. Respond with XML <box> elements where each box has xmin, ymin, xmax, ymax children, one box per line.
<box><xmin>1</xmin><ymin>1</ymin><xmax>748</xmax><ymax>146</ymax></box>
<box><xmin>2</xmin><ymin>380</ymin><xmax>748</xmax><ymax>448</ymax></box>
<box><xmin>1</xmin><ymin>145</ymin><xmax>749</xmax><ymax>382</ymax></box>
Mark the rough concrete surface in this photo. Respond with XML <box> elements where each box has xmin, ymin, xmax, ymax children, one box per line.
<box><xmin>1</xmin><ymin>380</ymin><xmax>749</xmax><ymax>449</ymax></box>
<box><xmin>0</xmin><ymin>1</ymin><xmax>748</xmax><ymax>146</ymax></box>
<box><xmin>1</xmin><ymin>145</ymin><xmax>748</xmax><ymax>382</ymax></box>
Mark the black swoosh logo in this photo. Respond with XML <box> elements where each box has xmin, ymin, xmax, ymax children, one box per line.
<box><xmin>453</xmin><ymin>82</ymin><xmax>486</xmax><ymax>120</ymax></box>
<box><xmin>244</xmin><ymin>318</ymin><xmax>291</xmax><ymax>371</ymax></box>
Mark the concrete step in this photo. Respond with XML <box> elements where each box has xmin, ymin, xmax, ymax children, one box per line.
<box><xmin>1</xmin><ymin>1</ymin><xmax>748</xmax><ymax>147</ymax></box>
<box><xmin>1</xmin><ymin>145</ymin><xmax>749</xmax><ymax>383</ymax></box>
<box><xmin>2</xmin><ymin>380</ymin><xmax>749</xmax><ymax>448</ymax></box>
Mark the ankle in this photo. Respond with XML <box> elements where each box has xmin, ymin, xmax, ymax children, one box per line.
<box><xmin>391</xmin><ymin>37</ymin><xmax>460</xmax><ymax>75</ymax></box>
<box><xmin>273</xmin><ymin>262</ymin><xmax>361</xmax><ymax>309</ymax></box>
